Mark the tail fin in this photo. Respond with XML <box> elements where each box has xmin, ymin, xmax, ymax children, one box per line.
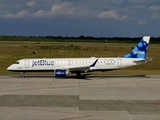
<box><xmin>123</xmin><ymin>36</ymin><xmax>150</xmax><ymax>59</ymax></box>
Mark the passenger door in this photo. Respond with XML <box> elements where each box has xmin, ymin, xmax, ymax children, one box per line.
<box><xmin>118</xmin><ymin>57</ymin><xmax>122</xmax><ymax>67</ymax></box>
<box><xmin>25</xmin><ymin>59</ymin><xmax>29</xmax><ymax>68</ymax></box>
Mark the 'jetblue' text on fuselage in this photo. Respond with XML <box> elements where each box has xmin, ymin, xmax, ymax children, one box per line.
<box><xmin>32</xmin><ymin>60</ymin><xmax>54</xmax><ymax>67</ymax></box>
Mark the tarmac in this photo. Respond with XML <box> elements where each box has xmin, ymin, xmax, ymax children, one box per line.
<box><xmin>0</xmin><ymin>74</ymin><xmax>160</xmax><ymax>120</ymax></box>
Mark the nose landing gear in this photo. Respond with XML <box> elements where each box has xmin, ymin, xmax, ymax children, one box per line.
<box><xmin>21</xmin><ymin>72</ymin><xmax>25</xmax><ymax>78</ymax></box>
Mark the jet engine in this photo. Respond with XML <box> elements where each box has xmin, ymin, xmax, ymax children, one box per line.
<box><xmin>54</xmin><ymin>69</ymin><xmax>70</xmax><ymax>77</ymax></box>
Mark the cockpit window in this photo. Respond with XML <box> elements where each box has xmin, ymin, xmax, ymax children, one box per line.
<box><xmin>14</xmin><ymin>62</ymin><xmax>19</xmax><ymax>64</ymax></box>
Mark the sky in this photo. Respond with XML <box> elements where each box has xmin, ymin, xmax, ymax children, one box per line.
<box><xmin>0</xmin><ymin>0</ymin><xmax>160</xmax><ymax>37</ymax></box>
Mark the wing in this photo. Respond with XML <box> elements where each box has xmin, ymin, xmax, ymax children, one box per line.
<box><xmin>55</xmin><ymin>59</ymin><xmax>98</xmax><ymax>73</ymax></box>
<box><xmin>65</xmin><ymin>66</ymin><xmax>90</xmax><ymax>73</ymax></box>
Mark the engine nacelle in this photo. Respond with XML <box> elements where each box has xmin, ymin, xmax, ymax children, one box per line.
<box><xmin>54</xmin><ymin>69</ymin><xmax>69</xmax><ymax>77</ymax></box>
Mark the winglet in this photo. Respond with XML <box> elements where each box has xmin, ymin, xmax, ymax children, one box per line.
<box><xmin>90</xmin><ymin>59</ymin><xmax>98</xmax><ymax>67</ymax></box>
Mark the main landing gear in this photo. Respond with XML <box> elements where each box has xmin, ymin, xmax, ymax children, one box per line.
<box><xmin>76</xmin><ymin>73</ymin><xmax>82</xmax><ymax>77</ymax></box>
<box><xmin>21</xmin><ymin>72</ymin><xmax>26</xmax><ymax>78</ymax></box>
<box><xmin>76</xmin><ymin>73</ymin><xmax>87</xmax><ymax>79</ymax></box>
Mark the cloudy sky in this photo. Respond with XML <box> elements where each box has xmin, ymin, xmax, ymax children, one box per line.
<box><xmin>0</xmin><ymin>0</ymin><xmax>160</xmax><ymax>37</ymax></box>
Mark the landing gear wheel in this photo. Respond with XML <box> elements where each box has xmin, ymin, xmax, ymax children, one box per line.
<box><xmin>21</xmin><ymin>72</ymin><xmax>26</xmax><ymax>78</ymax></box>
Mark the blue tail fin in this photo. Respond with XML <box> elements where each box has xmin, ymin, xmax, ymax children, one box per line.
<box><xmin>123</xmin><ymin>36</ymin><xmax>150</xmax><ymax>59</ymax></box>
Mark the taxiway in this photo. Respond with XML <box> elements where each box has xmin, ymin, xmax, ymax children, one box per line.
<box><xmin>0</xmin><ymin>75</ymin><xmax>160</xmax><ymax>120</ymax></box>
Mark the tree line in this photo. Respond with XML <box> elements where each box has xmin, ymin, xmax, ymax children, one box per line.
<box><xmin>0</xmin><ymin>35</ymin><xmax>159</xmax><ymax>43</ymax></box>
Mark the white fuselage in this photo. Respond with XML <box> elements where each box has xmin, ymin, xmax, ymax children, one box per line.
<box><xmin>7</xmin><ymin>57</ymin><xmax>144</xmax><ymax>72</ymax></box>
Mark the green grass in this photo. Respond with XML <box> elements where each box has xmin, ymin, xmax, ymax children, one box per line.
<box><xmin>0</xmin><ymin>41</ymin><xmax>160</xmax><ymax>75</ymax></box>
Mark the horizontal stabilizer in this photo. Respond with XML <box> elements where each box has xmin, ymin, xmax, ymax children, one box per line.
<box><xmin>133</xmin><ymin>58</ymin><xmax>152</xmax><ymax>64</ymax></box>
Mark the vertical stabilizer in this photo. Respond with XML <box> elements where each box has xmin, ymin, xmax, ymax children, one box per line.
<box><xmin>123</xmin><ymin>36</ymin><xmax>150</xmax><ymax>58</ymax></box>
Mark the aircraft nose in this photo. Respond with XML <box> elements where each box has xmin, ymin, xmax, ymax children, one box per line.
<box><xmin>7</xmin><ymin>66</ymin><xmax>12</xmax><ymax>71</ymax></box>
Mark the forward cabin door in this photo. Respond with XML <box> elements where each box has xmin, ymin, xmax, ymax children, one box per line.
<box><xmin>25</xmin><ymin>59</ymin><xmax>29</xmax><ymax>68</ymax></box>
<box><xmin>118</xmin><ymin>57</ymin><xmax>122</xmax><ymax>67</ymax></box>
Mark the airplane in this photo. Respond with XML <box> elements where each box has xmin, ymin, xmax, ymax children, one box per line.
<box><xmin>7</xmin><ymin>36</ymin><xmax>152</xmax><ymax>78</ymax></box>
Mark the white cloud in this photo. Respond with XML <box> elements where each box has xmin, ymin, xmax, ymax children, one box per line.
<box><xmin>2</xmin><ymin>10</ymin><xmax>30</xmax><ymax>19</ymax></box>
<box><xmin>25</xmin><ymin>1</ymin><xmax>36</xmax><ymax>7</ymax></box>
<box><xmin>149</xmin><ymin>6</ymin><xmax>160</xmax><ymax>10</ymax></box>
<box><xmin>50</xmin><ymin>2</ymin><xmax>75</xmax><ymax>16</ymax></box>
<box><xmin>97</xmin><ymin>11</ymin><xmax>129</xmax><ymax>20</ymax></box>
<box><xmin>32</xmin><ymin>2</ymin><xmax>76</xmax><ymax>18</ymax></box>
<box><xmin>1</xmin><ymin>0</ymin><xmax>156</xmax><ymax>22</ymax></box>
<box><xmin>33</xmin><ymin>1</ymin><xmax>95</xmax><ymax>18</ymax></box>
<box><xmin>33</xmin><ymin>10</ymin><xmax>47</xmax><ymax>17</ymax></box>
<box><xmin>137</xmin><ymin>20</ymin><xmax>146</xmax><ymax>25</ymax></box>
<box><xmin>16</xmin><ymin>10</ymin><xmax>30</xmax><ymax>17</ymax></box>
<box><xmin>32</xmin><ymin>1</ymin><xmax>130</xmax><ymax>20</ymax></box>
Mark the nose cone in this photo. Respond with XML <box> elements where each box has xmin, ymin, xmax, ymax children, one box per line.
<box><xmin>7</xmin><ymin>66</ymin><xmax>12</xmax><ymax>71</ymax></box>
